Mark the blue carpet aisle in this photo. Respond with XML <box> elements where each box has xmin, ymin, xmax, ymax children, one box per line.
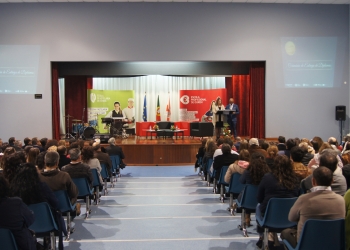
<box><xmin>63</xmin><ymin>166</ymin><xmax>259</xmax><ymax>250</ymax></box>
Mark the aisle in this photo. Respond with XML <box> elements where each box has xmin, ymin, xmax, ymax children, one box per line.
<box><xmin>63</xmin><ymin>166</ymin><xmax>259</xmax><ymax>250</ymax></box>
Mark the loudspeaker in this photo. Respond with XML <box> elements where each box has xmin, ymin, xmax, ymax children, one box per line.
<box><xmin>335</xmin><ymin>106</ymin><xmax>346</xmax><ymax>121</ymax></box>
<box><xmin>93</xmin><ymin>133</ymin><xmax>110</xmax><ymax>143</ymax></box>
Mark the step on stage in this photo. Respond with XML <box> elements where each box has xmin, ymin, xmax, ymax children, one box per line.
<box><xmin>101</xmin><ymin>136</ymin><xmax>203</xmax><ymax>166</ymax></box>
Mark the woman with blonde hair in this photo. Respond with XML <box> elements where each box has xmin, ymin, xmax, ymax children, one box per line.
<box><xmin>211</xmin><ymin>97</ymin><xmax>225</xmax><ymax>139</ymax></box>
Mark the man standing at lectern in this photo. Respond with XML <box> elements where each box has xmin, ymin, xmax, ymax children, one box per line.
<box><xmin>226</xmin><ymin>98</ymin><xmax>240</xmax><ymax>138</ymax></box>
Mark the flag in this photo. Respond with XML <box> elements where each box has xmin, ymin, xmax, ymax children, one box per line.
<box><xmin>142</xmin><ymin>94</ymin><xmax>147</xmax><ymax>122</ymax></box>
<box><xmin>166</xmin><ymin>96</ymin><xmax>171</xmax><ymax>121</ymax></box>
<box><xmin>156</xmin><ymin>95</ymin><xmax>161</xmax><ymax>121</ymax></box>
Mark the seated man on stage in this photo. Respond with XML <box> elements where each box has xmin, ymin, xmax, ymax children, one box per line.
<box><xmin>225</xmin><ymin>98</ymin><xmax>240</xmax><ymax>138</ymax></box>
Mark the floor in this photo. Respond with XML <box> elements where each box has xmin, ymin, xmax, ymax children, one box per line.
<box><xmin>63</xmin><ymin>166</ymin><xmax>261</xmax><ymax>250</ymax></box>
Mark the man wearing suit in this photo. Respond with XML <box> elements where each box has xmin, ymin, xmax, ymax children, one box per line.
<box><xmin>225</xmin><ymin>98</ymin><xmax>240</xmax><ymax>138</ymax></box>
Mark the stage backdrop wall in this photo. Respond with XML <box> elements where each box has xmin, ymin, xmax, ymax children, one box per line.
<box><xmin>0</xmin><ymin>3</ymin><xmax>348</xmax><ymax>141</ymax></box>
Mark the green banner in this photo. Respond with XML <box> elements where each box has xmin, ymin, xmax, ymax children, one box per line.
<box><xmin>87</xmin><ymin>89</ymin><xmax>135</xmax><ymax>133</ymax></box>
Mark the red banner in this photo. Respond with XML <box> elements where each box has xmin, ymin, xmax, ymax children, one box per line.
<box><xmin>179</xmin><ymin>89</ymin><xmax>227</xmax><ymax>122</ymax></box>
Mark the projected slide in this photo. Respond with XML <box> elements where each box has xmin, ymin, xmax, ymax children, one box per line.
<box><xmin>0</xmin><ymin>45</ymin><xmax>40</xmax><ymax>94</ymax></box>
<box><xmin>281</xmin><ymin>37</ymin><xmax>337</xmax><ymax>88</ymax></box>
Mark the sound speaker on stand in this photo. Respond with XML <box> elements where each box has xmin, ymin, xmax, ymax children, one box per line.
<box><xmin>336</xmin><ymin>106</ymin><xmax>346</xmax><ymax>121</ymax></box>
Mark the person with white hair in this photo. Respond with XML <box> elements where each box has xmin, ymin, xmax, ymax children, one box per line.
<box><xmin>105</xmin><ymin>138</ymin><xmax>125</xmax><ymax>169</ymax></box>
<box><xmin>123</xmin><ymin>98</ymin><xmax>135</xmax><ymax>128</ymax></box>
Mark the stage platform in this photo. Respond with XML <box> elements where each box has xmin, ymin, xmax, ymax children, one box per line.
<box><xmin>101</xmin><ymin>136</ymin><xmax>202</xmax><ymax>166</ymax></box>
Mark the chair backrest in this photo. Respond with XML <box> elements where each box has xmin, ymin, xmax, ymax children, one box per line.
<box><xmin>100</xmin><ymin>162</ymin><xmax>109</xmax><ymax>179</ymax></box>
<box><xmin>218</xmin><ymin>166</ymin><xmax>229</xmax><ymax>185</ymax></box>
<box><xmin>54</xmin><ymin>190</ymin><xmax>76</xmax><ymax>213</ymax></box>
<box><xmin>91</xmin><ymin>168</ymin><xmax>101</xmax><ymax>187</ymax></box>
<box><xmin>237</xmin><ymin>184</ymin><xmax>259</xmax><ymax>210</ymax></box>
<box><xmin>261</xmin><ymin>197</ymin><xmax>298</xmax><ymax>229</ymax></box>
<box><xmin>206</xmin><ymin>158</ymin><xmax>213</xmax><ymax>173</ymax></box>
<box><xmin>228</xmin><ymin>173</ymin><xmax>245</xmax><ymax>194</ymax></box>
<box><xmin>110</xmin><ymin>155</ymin><xmax>120</xmax><ymax>171</ymax></box>
<box><xmin>296</xmin><ymin>219</ymin><xmax>345</xmax><ymax>250</ymax></box>
<box><xmin>0</xmin><ymin>228</ymin><xmax>18</xmax><ymax>250</ymax></box>
<box><xmin>72</xmin><ymin>178</ymin><xmax>93</xmax><ymax>197</ymax></box>
<box><xmin>28</xmin><ymin>202</ymin><xmax>58</xmax><ymax>234</ymax></box>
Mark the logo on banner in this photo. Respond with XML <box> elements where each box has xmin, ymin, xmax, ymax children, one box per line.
<box><xmin>90</xmin><ymin>93</ymin><xmax>96</xmax><ymax>103</ymax></box>
<box><xmin>180</xmin><ymin>95</ymin><xmax>190</xmax><ymax>105</ymax></box>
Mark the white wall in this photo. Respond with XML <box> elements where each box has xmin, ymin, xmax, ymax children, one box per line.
<box><xmin>0</xmin><ymin>3</ymin><xmax>348</xmax><ymax>141</ymax></box>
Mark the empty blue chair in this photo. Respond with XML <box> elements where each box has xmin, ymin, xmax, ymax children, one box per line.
<box><xmin>256</xmin><ymin>197</ymin><xmax>298</xmax><ymax>250</ymax></box>
<box><xmin>72</xmin><ymin>178</ymin><xmax>94</xmax><ymax>219</ymax></box>
<box><xmin>110</xmin><ymin>155</ymin><xmax>121</xmax><ymax>181</ymax></box>
<box><xmin>283</xmin><ymin>219</ymin><xmax>345</xmax><ymax>250</ymax></box>
<box><xmin>217</xmin><ymin>165</ymin><xmax>229</xmax><ymax>202</ymax></box>
<box><xmin>206</xmin><ymin>158</ymin><xmax>213</xmax><ymax>187</ymax></box>
<box><xmin>54</xmin><ymin>190</ymin><xmax>76</xmax><ymax>240</ymax></box>
<box><xmin>227</xmin><ymin>173</ymin><xmax>245</xmax><ymax>215</ymax></box>
<box><xmin>236</xmin><ymin>184</ymin><xmax>259</xmax><ymax>237</ymax></box>
<box><xmin>91</xmin><ymin>169</ymin><xmax>102</xmax><ymax>205</ymax></box>
<box><xmin>100</xmin><ymin>162</ymin><xmax>111</xmax><ymax>193</ymax></box>
<box><xmin>28</xmin><ymin>202</ymin><xmax>59</xmax><ymax>250</ymax></box>
<box><xmin>0</xmin><ymin>228</ymin><xmax>18</xmax><ymax>250</ymax></box>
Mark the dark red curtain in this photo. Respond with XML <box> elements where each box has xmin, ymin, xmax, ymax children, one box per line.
<box><xmin>65</xmin><ymin>76</ymin><xmax>89</xmax><ymax>134</ymax></box>
<box><xmin>51</xmin><ymin>63</ymin><xmax>61</xmax><ymax>140</ymax></box>
<box><xmin>225</xmin><ymin>62</ymin><xmax>265</xmax><ymax>138</ymax></box>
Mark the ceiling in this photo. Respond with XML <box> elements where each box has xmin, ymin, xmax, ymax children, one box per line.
<box><xmin>0</xmin><ymin>0</ymin><xmax>349</xmax><ymax>3</ymax></box>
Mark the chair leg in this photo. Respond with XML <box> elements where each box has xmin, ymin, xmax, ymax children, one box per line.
<box><xmin>242</xmin><ymin>209</ymin><xmax>249</xmax><ymax>237</ymax></box>
<box><xmin>213</xmin><ymin>179</ymin><xmax>217</xmax><ymax>193</ymax></box>
<box><xmin>207</xmin><ymin>173</ymin><xmax>210</xmax><ymax>187</ymax></box>
<box><xmin>94</xmin><ymin>187</ymin><xmax>100</xmax><ymax>205</ymax></box>
<box><xmin>66</xmin><ymin>212</ymin><xmax>74</xmax><ymax>241</ymax></box>
<box><xmin>263</xmin><ymin>228</ymin><xmax>269</xmax><ymax>250</ymax></box>
<box><xmin>85</xmin><ymin>195</ymin><xmax>90</xmax><ymax>219</ymax></box>
<box><xmin>229</xmin><ymin>194</ymin><xmax>235</xmax><ymax>215</ymax></box>
<box><xmin>220</xmin><ymin>184</ymin><xmax>224</xmax><ymax>202</ymax></box>
<box><xmin>50</xmin><ymin>232</ymin><xmax>56</xmax><ymax>250</ymax></box>
<box><xmin>104</xmin><ymin>180</ymin><xmax>108</xmax><ymax>195</ymax></box>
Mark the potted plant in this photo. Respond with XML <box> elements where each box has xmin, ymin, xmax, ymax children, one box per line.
<box><xmin>153</xmin><ymin>124</ymin><xmax>159</xmax><ymax>131</ymax></box>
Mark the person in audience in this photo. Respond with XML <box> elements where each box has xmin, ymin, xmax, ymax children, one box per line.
<box><xmin>40</xmin><ymin>138</ymin><xmax>48</xmax><ymax>151</ymax></box>
<box><xmin>13</xmin><ymin>140</ymin><xmax>23</xmax><ymax>151</ymax></box>
<box><xmin>57</xmin><ymin>145</ymin><xmax>71</xmax><ymax>170</ymax></box>
<box><xmin>24</xmin><ymin>145</ymin><xmax>33</xmax><ymax>158</ymax></box>
<box><xmin>224</xmin><ymin>149</ymin><xmax>250</xmax><ymax>183</ymax></box>
<box><xmin>0</xmin><ymin>174</ymin><xmax>37</xmax><ymax>250</ymax></box>
<box><xmin>105</xmin><ymin>137</ymin><xmax>126</xmax><ymax>169</ymax></box>
<box><xmin>0</xmin><ymin>146</ymin><xmax>16</xmax><ymax>170</ymax></box>
<box><xmin>281</xmin><ymin>167</ymin><xmax>345</xmax><ymax>248</ymax></box>
<box><xmin>311</xmin><ymin>136</ymin><xmax>323</xmax><ymax>154</ymax></box>
<box><xmin>277</xmin><ymin>136</ymin><xmax>286</xmax><ymax>151</ymax></box>
<box><xmin>328</xmin><ymin>136</ymin><xmax>341</xmax><ymax>153</ymax></box>
<box><xmin>47</xmin><ymin>145</ymin><xmax>58</xmax><ymax>152</ymax></box>
<box><xmin>202</xmin><ymin>139</ymin><xmax>217</xmax><ymax>181</ymax></box>
<box><xmin>290</xmin><ymin>146</ymin><xmax>309</xmax><ymax>180</ymax></box>
<box><xmin>40</xmin><ymin>151</ymin><xmax>79</xmax><ymax>212</ymax></box>
<box><xmin>22</xmin><ymin>137</ymin><xmax>32</xmax><ymax>149</ymax></box>
<box><xmin>238</xmin><ymin>141</ymin><xmax>249</xmax><ymax>153</ymax></box>
<box><xmin>26</xmin><ymin>147</ymin><xmax>40</xmax><ymax>165</ymax></box>
<box><xmin>8</xmin><ymin>137</ymin><xmax>15</xmax><ymax>147</ymax></box>
<box><xmin>31</xmin><ymin>137</ymin><xmax>44</xmax><ymax>152</ymax></box>
<box><xmin>62</xmin><ymin>148</ymin><xmax>93</xmax><ymax>188</ymax></box>
<box><xmin>81</xmin><ymin>146</ymin><xmax>103</xmax><ymax>188</ymax></box>
<box><xmin>248</xmin><ymin>138</ymin><xmax>268</xmax><ymax>157</ymax></box>
<box><xmin>308</xmin><ymin>143</ymin><xmax>343</xmax><ymax>171</ymax></box>
<box><xmin>265</xmin><ymin>145</ymin><xmax>278</xmax><ymax>169</ymax></box>
<box><xmin>255</xmin><ymin>155</ymin><xmax>299</xmax><ymax>249</ymax></box>
<box><xmin>2</xmin><ymin>151</ymin><xmax>26</xmax><ymax>183</ymax></box>
<box><xmin>260</xmin><ymin>141</ymin><xmax>269</xmax><ymax>151</ymax></box>
<box><xmin>213</xmin><ymin>137</ymin><xmax>238</xmax><ymax>159</ymax></box>
<box><xmin>35</xmin><ymin>151</ymin><xmax>47</xmax><ymax>172</ymax></box>
<box><xmin>44</xmin><ymin>139</ymin><xmax>59</xmax><ymax>151</ymax></box>
<box><xmin>213</xmin><ymin>143</ymin><xmax>239</xmax><ymax>193</ymax></box>
<box><xmin>301</xmin><ymin>150</ymin><xmax>347</xmax><ymax>196</ymax></box>
<box><xmin>299</xmin><ymin>142</ymin><xmax>314</xmax><ymax>166</ymax></box>
<box><xmin>195</xmin><ymin>138</ymin><xmax>207</xmax><ymax>173</ymax></box>
<box><xmin>342</xmin><ymin>153</ymin><xmax>350</xmax><ymax>189</ymax></box>
<box><xmin>344</xmin><ymin>188</ymin><xmax>350</xmax><ymax>249</ymax></box>
<box><xmin>278</xmin><ymin>138</ymin><xmax>297</xmax><ymax>158</ymax></box>
<box><xmin>93</xmin><ymin>141</ymin><xmax>113</xmax><ymax>178</ymax></box>
<box><xmin>234</xmin><ymin>137</ymin><xmax>242</xmax><ymax>151</ymax></box>
<box><xmin>58</xmin><ymin>139</ymin><xmax>66</xmax><ymax>147</ymax></box>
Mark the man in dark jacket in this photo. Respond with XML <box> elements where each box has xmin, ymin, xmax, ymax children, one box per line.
<box><xmin>93</xmin><ymin>141</ymin><xmax>113</xmax><ymax>178</ymax></box>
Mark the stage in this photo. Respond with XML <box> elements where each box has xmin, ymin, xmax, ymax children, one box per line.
<box><xmin>101</xmin><ymin>135</ymin><xmax>202</xmax><ymax>166</ymax></box>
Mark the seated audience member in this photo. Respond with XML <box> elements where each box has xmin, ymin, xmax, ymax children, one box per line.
<box><xmin>290</xmin><ymin>146</ymin><xmax>309</xmax><ymax>180</ymax></box>
<box><xmin>3</xmin><ymin>152</ymin><xmax>26</xmax><ymax>183</ymax></box>
<box><xmin>265</xmin><ymin>145</ymin><xmax>278</xmax><ymax>169</ymax></box>
<box><xmin>24</xmin><ymin>145</ymin><xmax>33</xmax><ymax>158</ymax></box>
<box><xmin>278</xmin><ymin>138</ymin><xmax>297</xmax><ymax>158</ymax></box>
<box><xmin>47</xmin><ymin>145</ymin><xmax>57</xmax><ymax>152</ymax></box>
<box><xmin>195</xmin><ymin>139</ymin><xmax>207</xmax><ymax>172</ymax></box>
<box><xmin>237</xmin><ymin>152</ymin><xmax>270</xmax><ymax>226</ymax></box>
<box><xmin>234</xmin><ymin>137</ymin><xmax>242</xmax><ymax>151</ymax></box>
<box><xmin>281</xmin><ymin>167</ymin><xmax>345</xmax><ymax>248</ymax></box>
<box><xmin>40</xmin><ymin>151</ymin><xmax>79</xmax><ymax>210</ymax></box>
<box><xmin>26</xmin><ymin>147</ymin><xmax>40</xmax><ymax>165</ymax></box>
<box><xmin>213</xmin><ymin>137</ymin><xmax>238</xmax><ymax>159</ymax></box>
<box><xmin>256</xmin><ymin>155</ymin><xmax>299</xmax><ymax>249</ymax></box>
<box><xmin>342</xmin><ymin>153</ymin><xmax>350</xmax><ymax>189</ymax></box>
<box><xmin>58</xmin><ymin>140</ymin><xmax>66</xmax><ymax>147</ymax></box>
<box><xmin>22</xmin><ymin>137</ymin><xmax>32</xmax><ymax>149</ymax></box>
<box><xmin>308</xmin><ymin>145</ymin><xmax>343</xmax><ymax>172</ymax></box>
<box><xmin>224</xmin><ymin>149</ymin><xmax>250</xmax><ymax>183</ymax></box>
<box><xmin>0</xmin><ymin>174</ymin><xmax>36</xmax><ymax>250</ymax></box>
<box><xmin>328</xmin><ymin>136</ymin><xmax>341</xmax><ymax>153</ymax></box>
<box><xmin>299</xmin><ymin>142</ymin><xmax>314</xmax><ymax>166</ymax></box>
<box><xmin>40</xmin><ymin>138</ymin><xmax>48</xmax><ymax>151</ymax></box>
<box><xmin>248</xmin><ymin>138</ymin><xmax>268</xmax><ymax>157</ymax></box>
<box><xmin>93</xmin><ymin>142</ymin><xmax>113</xmax><ymax>178</ymax></box>
<box><xmin>105</xmin><ymin>137</ymin><xmax>126</xmax><ymax>169</ymax></box>
<box><xmin>301</xmin><ymin>150</ymin><xmax>347</xmax><ymax>196</ymax></box>
<box><xmin>238</xmin><ymin>141</ymin><xmax>249</xmax><ymax>153</ymax></box>
<box><xmin>344</xmin><ymin>189</ymin><xmax>350</xmax><ymax>249</ymax></box>
<box><xmin>13</xmin><ymin>140</ymin><xmax>23</xmax><ymax>151</ymax></box>
<box><xmin>35</xmin><ymin>151</ymin><xmax>47</xmax><ymax>172</ymax></box>
<box><xmin>277</xmin><ymin>136</ymin><xmax>286</xmax><ymax>151</ymax></box>
<box><xmin>57</xmin><ymin>146</ymin><xmax>71</xmax><ymax>170</ymax></box>
<box><xmin>311</xmin><ymin>136</ymin><xmax>323</xmax><ymax>154</ymax></box>
<box><xmin>82</xmin><ymin>146</ymin><xmax>103</xmax><ymax>188</ymax></box>
<box><xmin>213</xmin><ymin>143</ymin><xmax>239</xmax><ymax>193</ymax></box>
<box><xmin>31</xmin><ymin>137</ymin><xmax>44</xmax><ymax>152</ymax></box>
<box><xmin>202</xmin><ymin>139</ymin><xmax>217</xmax><ymax>181</ymax></box>
<box><xmin>260</xmin><ymin>142</ymin><xmax>269</xmax><ymax>151</ymax></box>
<box><xmin>0</xmin><ymin>146</ymin><xmax>16</xmax><ymax>170</ymax></box>
<box><xmin>62</xmin><ymin>148</ymin><xmax>93</xmax><ymax>187</ymax></box>
<box><xmin>8</xmin><ymin>137</ymin><xmax>15</xmax><ymax>147</ymax></box>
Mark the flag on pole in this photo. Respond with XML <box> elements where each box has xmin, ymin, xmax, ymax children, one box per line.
<box><xmin>156</xmin><ymin>95</ymin><xmax>161</xmax><ymax>121</ymax></box>
<box><xmin>142</xmin><ymin>94</ymin><xmax>147</xmax><ymax>122</ymax></box>
<box><xmin>166</xmin><ymin>95</ymin><xmax>171</xmax><ymax>121</ymax></box>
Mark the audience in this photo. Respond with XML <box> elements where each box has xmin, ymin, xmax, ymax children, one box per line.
<box><xmin>81</xmin><ymin>146</ymin><xmax>103</xmax><ymax>188</ymax></box>
<box><xmin>105</xmin><ymin>138</ymin><xmax>126</xmax><ymax>170</ymax></box>
<box><xmin>57</xmin><ymin>145</ymin><xmax>71</xmax><ymax>170</ymax></box>
<box><xmin>195</xmin><ymin>138</ymin><xmax>207</xmax><ymax>172</ymax></box>
<box><xmin>277</xmin><ymin>136</ymin><xmax>286</xmax><ymax>151</ymax></box>
<box><xmin>224</xmin><ymin>149</ymin><xmax>250</xmax><ymax>183</ymax></box>
<box><xmin>2</xmin><ymin>152</ymin><xmax>26</xmax><ymax>183</ymax></box>
<box><xmin>290</xmin><ymin>146</ymin><xmax>309</xmax><ymax>180</ymax></box>
<box><xmin>202</xmin><ymin>139</ymin><xmax>217</xmax><ymax>181</ymax></box>
<box><xmin>27</xmin><ymin>147</ymin><xmax>40</xmax><ymax>165</ymax></box>
<box><xmin>278</xmin><ymin>138</ymin><xmax>297</xmax><ymax>158</ymax></box>
<box><xmin>93</xmin><ymin>141</ymin><xmax>113</xmax><ymax>178</ymax></box>
<box><xmin>265</xmin><ymin>145</ymin><xmax>278</xmax><ymax>169</ymax></box>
